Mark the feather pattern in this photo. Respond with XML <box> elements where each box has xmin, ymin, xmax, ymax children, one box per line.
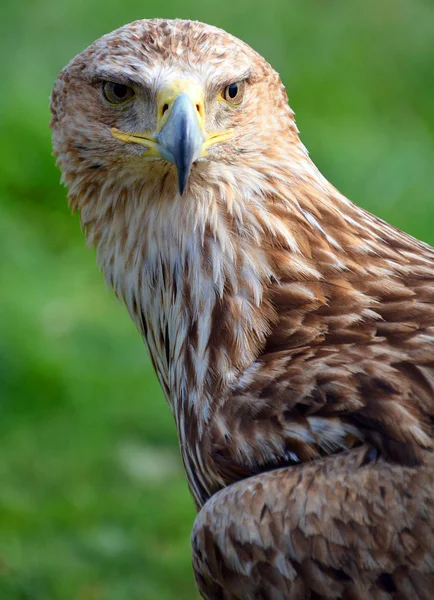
<box><xmin>51</xmin><ymin>19</ymin><xmax>434</xmax><ymax>598</ymax></box>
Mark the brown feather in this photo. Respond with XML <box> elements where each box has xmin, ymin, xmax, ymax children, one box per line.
<box><xmin>50</xmin><ymin>18</ymin><xmax>434</xmax><ymax>598</ymax></box>
<box><xmin>193</xmin><ymin>447</ymin><xmax>434</xmax><ymax>599</ymax></box>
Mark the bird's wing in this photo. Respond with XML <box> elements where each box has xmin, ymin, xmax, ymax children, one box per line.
<box><xmin>192</xmin><ymin>445</ymin><xmax>434</xmax><ymax>599</ymax></box>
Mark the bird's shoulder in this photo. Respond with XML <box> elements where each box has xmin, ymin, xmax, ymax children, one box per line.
<box><xmin>207</xmin><ymin>200</ymin><xmax>434</xmax><ymax>488</ymax></box>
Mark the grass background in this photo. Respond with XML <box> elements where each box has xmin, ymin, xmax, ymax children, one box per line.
<box><xmin>1</xmin><ymin>0</ymin><xmax>433</xmax><ymax>598</ymax></box>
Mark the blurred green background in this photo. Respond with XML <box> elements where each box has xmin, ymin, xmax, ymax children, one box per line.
<box><xmin>1</xmin><ymin>0</ymin><xmax>433</xmax><ymax>598</ymax></box>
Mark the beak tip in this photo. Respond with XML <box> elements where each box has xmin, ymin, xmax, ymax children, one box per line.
<box><xmin>177</xmin><ymin>167</ymin><xmax>190</xmax><ymax>196</ymax></box>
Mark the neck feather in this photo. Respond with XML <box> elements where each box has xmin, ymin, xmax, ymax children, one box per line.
<box><xmin>68</xmin><ymin>151</ymin><xmax>434</xmax><ymax>503</ymax></box>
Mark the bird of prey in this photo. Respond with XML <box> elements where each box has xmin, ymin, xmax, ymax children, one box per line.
<box><xmin>51</xmin><ymin>19</ymin><xmax>434</xmax><ymax>599</ymax></box>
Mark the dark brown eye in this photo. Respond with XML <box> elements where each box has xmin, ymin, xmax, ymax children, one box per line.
<box><xmin>221</xmin><ymin>81</ymin><xmax>245</xmax><ymax>105</ymax></box>
<box><xmin>102</xmin><ymin>81</ymin><xmax>135</xmax><ymax>105</ymax></box>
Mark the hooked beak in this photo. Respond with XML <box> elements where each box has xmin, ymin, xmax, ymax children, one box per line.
<box><xmin>111</xmin><ymin>79</ymin><xmax>233</xmax><ymax>195</ymax></box>
<box><xmin>156</xmin><ymin>94</ymin><xmax>204</xmax><ymax>195</ymax></box>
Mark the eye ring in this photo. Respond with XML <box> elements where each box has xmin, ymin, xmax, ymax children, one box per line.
<box><xmin>221</xmin><ymin>81</ymin><xmax>245</xmax><ymax>105</ymax></box>
<box><xmin>102</xmin><ymin>81</ymin><xmax>135</xmax><ymax>106</ymax></box>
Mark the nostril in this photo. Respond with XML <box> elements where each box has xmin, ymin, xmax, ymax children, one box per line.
<box><xmin>196</xmin><ymin>104</ymin><xmax>202</xmax><ymax>116</ymax></box>
<box><xmin>162</xmin><ymin>103</ymin><xmax>169</xmax><ymax>115</ymax></box>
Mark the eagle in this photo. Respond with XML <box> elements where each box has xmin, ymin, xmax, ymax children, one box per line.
<box><xmin>50</xmin><ymin>19</ymin><xmax>434</xmax><ymax>599</ymax></box>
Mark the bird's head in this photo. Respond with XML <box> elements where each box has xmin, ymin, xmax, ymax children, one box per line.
<box><xmin>51</xmin><ymin>19</ymin><xmax>300</xmax><ymax>203</ymax></box>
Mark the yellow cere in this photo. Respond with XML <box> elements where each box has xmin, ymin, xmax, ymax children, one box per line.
<box><xmin>156</xmin><ymin>78</ymin><xmax>206</xmax><ymax>132</ymax></box>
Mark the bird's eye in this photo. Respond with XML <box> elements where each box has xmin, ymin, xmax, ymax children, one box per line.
<box><xmin>221</xmin><ymin>81</ymin><xmax>245</xmax><ymax>105</ymax></box>
<box><xmin>102</xmin><ymin>81</ymin><xmax>135</xmax><ymax>105</ymax></box>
